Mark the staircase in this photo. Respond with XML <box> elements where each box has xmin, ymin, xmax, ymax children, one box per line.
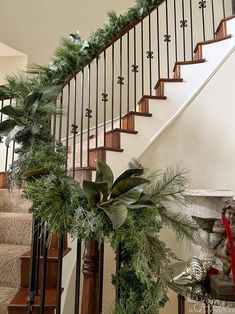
<box><xmin>0</xmin><ymin>1</ymin><xmax>235</xmax><ymax>313</ymax></box>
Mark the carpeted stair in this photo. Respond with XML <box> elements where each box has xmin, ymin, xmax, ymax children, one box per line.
<box><xmin>0</xmin><ymin>190</ymin><xmax>31</xmax><ymax>314</ymax></box>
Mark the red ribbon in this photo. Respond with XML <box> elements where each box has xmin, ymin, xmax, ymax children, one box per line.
<box><xmin>222</xmin><ymin>215</ymin><xmax>235</xmax><ymax>290</ymax></box>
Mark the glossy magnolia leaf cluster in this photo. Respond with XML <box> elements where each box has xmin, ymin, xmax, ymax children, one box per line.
<box><xmin>83</xmin><ymin>162</ymin><xmax>153</xmax><ymax>229</ymax></box>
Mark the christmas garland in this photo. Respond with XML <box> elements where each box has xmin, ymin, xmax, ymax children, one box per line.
<box><xmin>0</xmin><ymin>0</ymin><xmax>199</xmax><ymax>312</ymax></box>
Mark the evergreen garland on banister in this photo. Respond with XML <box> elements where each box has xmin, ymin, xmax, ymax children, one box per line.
<box><xmin>0</xmin><ymin>0</ymin><xmax>165</xmax><ymax>97</ymax></box>
<box><xmin>0</xmin><ymin>0</ymin><xmax>200</xmax><ymax>312</ymax></box>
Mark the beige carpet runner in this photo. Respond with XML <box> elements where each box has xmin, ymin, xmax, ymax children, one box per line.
<box><xmin>0</xmin><ymin>190</ymin><xmax>31</xmax><ymax>314</ymax></box>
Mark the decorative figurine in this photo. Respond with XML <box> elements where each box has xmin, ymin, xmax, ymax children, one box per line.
<box><xmin>172</xmin><ymin>257</ymin><xmax>212</xmax><ymax>285</ymax></box>
<box><xmin>212</xmin><ymin>200</ymin><xmax>235</xmax><ymax>280</ymax></box>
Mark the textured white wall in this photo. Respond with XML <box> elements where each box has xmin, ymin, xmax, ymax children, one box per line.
<box><xmin>140</xmin><ymin>49</ymin><xmax>235</xmax><ymax>314</ymax></box>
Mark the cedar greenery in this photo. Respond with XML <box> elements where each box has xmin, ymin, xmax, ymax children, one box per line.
<box><xmin>0</xmin><ymin>0</ymin><xmax>199</xmax><ymax>313</ymax></box>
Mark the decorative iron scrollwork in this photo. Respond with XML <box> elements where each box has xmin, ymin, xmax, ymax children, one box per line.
<box><xmin>102</xmin><ymin>93</ymin><xmax>108</xmax><ymax>102</ymax></box>
<box><xmin>147</xmin><ymin>51</ymin><xmax>154</xmax><ymax>59</ymax></box>
<box><xmin>117</xmin><ymin>76</ymin><xmax>124</xmax><ymax>85</ymax></box>
<box><xmin>71</xmin><ymin>124</ymin><xmax>78</xmax><ymax>134</ymax></box>
<box><xmin>199</xmin><ymin>1</ymin><xmax>206</xmax><ymax>9</ymax></box>
<box><xmin>132</xmin><ymin>65</ymin><xmax>139</xmax><ymax>73</ymax></box>
<box><xmin>85</xmin><ymin>108</ymin><xmax>93</xmax><ymax>118</ymax></box>
<box><xmin>164</xmin><ymin>34</ymin><xmax>171</xmax><ymax>43</ymax></box>
<box><xmin>180</xmin><ymin>20</ymin><xmax>188</xmax><ymax>28</ymax></box>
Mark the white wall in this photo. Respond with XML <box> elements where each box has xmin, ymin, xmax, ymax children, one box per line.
<box><xmin>140</xmin><ymin>49</ymin><xmax>235</xmax><ymax>314</ymax></box>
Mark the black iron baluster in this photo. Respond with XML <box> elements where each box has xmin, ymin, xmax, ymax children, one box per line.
<box><xmin>80</xmin><ymin>70</ymin><xmax>84</xmax><ymax>168</ymax></box>
<box><xmin>74</xmin><ymin>240</ymin><xmax>81</xmax><ymax>314</ymax></box>
<box><xmin>165</xmin><ymin>0</ymin><xmax>170</xmax><ymax>78</ymax></box>
<box><xmin>56</xmin><ymin>234</ymin><xmax>64</xmax><ymax>314</ymax></box>
<box><xmin>87</xmin><ymin>64</ymin><xmax>92</xmax><ymax>167</ymax></box>
<box><xmin>115</xmin><ymin>242</ymin><xmax>122</xmax><ymax>302</ymax></box>
<box><xmin>133</xmin><ymin>26</ymin><xmax>137</xmax><ymax>111</ymax></box>
<box><xmin>199</xmin><ymin>1</ymin><xmax>206</xmax><ymax>41</ymax></box>
<box><xmin>189</xmin><ymin>0</ymin><xmax>194</xmax><ymax>60</ymax></box>
<box><xmin>181</xmin><ymin>0</ymin><xmax>186</xmax><ymax>61</ymax></box>
<box><xmin>111</xmin><ymin>44</ymin><xmax>115</xmax><ymax>130</ymax></box>
<box><xmin>52</xmin><ymin>100</ymin><xmax>57</xmax><ymax>139</ymax></box>
<box><xmin>98</xmin><ymin>242</ymin><xmax>104</xmax><ymax>314</ymax></box>
<box><xmin>173</xmin><ymin>0</ymin><xmax>178</xmax><ymax>62</ymax></box>
<box><xmin>148</xmin><ymin>14</ymin><xmax>153</xmax><ymax>96</ymax></box>
<box><xmin>156</xmin><ymin>7</ymin><xmax>161</xmax><ymax>80</ymax></box>
<box><xmin>222</xmin><ymin>0</ymin><xmax>226</xmax><ymax>18</ymax></box>
<box><xmin>35</xmin><ymin>223</ymin><xmax>41</xmax><ymax>297</ymax></box>
<box><xmin>95</xmin><ymin>58</ymin><xmax>99</xmax><ymax>148</ymax></box>
<box><xmin>58</xmin><ymin>91</ymin><xmax>63</xmax><ymax>143</ymax></box>
<box><xmin>119</xmin><ymin>38</ymin><xmax>123</xmax><ymax>128</ymax></box>
<box><xmin>0</xmin><ymin>100</ymin><xmax>3</xmax><ymax>122</ymax></box>
<box><xmin>127</xmin><ymin>32</ymin><xmax>130</xmax><ymax>113</ymax></box>
<box><xmin>11</xmin><ymin>140</ymin><xmax>16</xmax><ymax>164</ymax></box>
<box><xmin>27</xmin><ymin>218</ymin><xmax>39</xmax><ymax>314</ymax></box>
<box><xmin>39</xmin><ymin>224</ymin><xmax>49</xmax><ymax>314</ymax></box>
<box><xmin>4</xmin><ymin>98</ymin><xmax>12</xmax><ymax>172</ymax></box>
<box><xmin>65</xmin><ymin>82</ymin><xmax>71</xmax><ymax>170</ymax></box>
<box><xmin>72</xmin><ymin>76</ymin><xmax>77</xmax><ymax>178</ymax></box>
<box><xmin>141</xmin><ymin>20</ymin><xmax>144</xmax><ymax>97</ymax></box>
<box><xmin>232</xmin><ymin>0</ymin><xmax>235</xmax><ymax>14</ymax></box>
<box><xmin>103</xmin><ymin>50</ymin><xmax>107</xmax><ymax>146</ymax></box>
<box><xmin>211</xmin><ymin>0</ymin><xmax>215</xmax><ymax>38</ymax></box>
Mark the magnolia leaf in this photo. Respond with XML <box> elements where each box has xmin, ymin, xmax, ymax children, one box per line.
<box><xmin>0</xmin><ymin>105</ymin><xmax>23</xmax><ymax>120</ymax></box>
<box><xmin>95</xmin><ymin>162</ymin><xmax>114</xmax><ymax>192</ymax></box>
<box><xmin>24</xmin><ymin>168</ymin><xmax>49</xmax><ymax>180</ymax></box>
<box><xmin>127</xmin><ymin>193</ymin><xmax>154</xmax><ymax>209</ymax></box>
<box><xmin>99</xmin><ymin>202</ymin><xmax>128</xmax><ymax>229</ymax></box>
<box><xmin>111</xmin><ymin>177</ymin><xmax>149</xmax><ymax>198</ymax></box>
<box><xmin>23</xmin><ymin>92</ymin><xmax>40</xmax><ymax>111</ymax></box>
<box><xmin>0</xmin><ymin>119</ymin><xmax>17</xmax><ymax>135</ymax></box>
<box><xmin>83</xmin><ymin>180</ymin><xmax>109</xmax><ymax>207</ymax></box>
<box><xmin>5</xmin><ymin>125</ymin><xmax>25</xmax><ymax>147</ymax></box>
<box><xmin>112</xmin><ymin>168</ymin><xmax>144</xmax><ymax>189</ymax></box>
<box><xmin>28</xmin><ymin>99</ymin><xmax>39</xmax><ymax>116</ymax></box>
<box><xmin>117</xmin><ymin>183</ymin><xmax>149</xmax><ymax>205</ymax></box>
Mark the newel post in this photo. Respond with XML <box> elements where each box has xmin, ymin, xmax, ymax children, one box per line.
<box><xmin>81</xmin><ymin>239</ymin><xmax>100</xmax><ymax>314</ymax></box>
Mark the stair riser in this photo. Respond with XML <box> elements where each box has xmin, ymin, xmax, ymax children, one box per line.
<box><xmin>89</xmin><ymin>149</ymin><xmax>106</xmax><ymax>168</ymax></box>
<box><xmin>21</xmin><ymin>258</ymin><xmax>58</xmax><ymax>289</ymax></box>
<box><xmin>105</xmin><ymin>132</ymin><xmax>121</xmax><ymax>149</ymax></box>
<box><xmin>122</xmin><ymin>115</ymin><xmax>135</xmax><ymax>131</ymax></box>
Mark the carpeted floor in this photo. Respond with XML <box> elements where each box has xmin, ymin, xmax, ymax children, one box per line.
<box><xmin>0</xmin><ymin>190</ymin><xmax>31</xmax><ymax>314</ymax></box>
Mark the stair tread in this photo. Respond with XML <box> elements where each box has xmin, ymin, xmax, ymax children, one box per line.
<box><xmin>9</xmin><ymin>288</ymin><xmax>56</xmax><ymax>308</ymax></box>
<box><xmin>122</xmin><ymin>111</ymin><xmax>152</xmax><ymax>118</ymax></box>
<box><xmin>194</xmin><ymin>34</ymin><xmax>232</xmax><ymax>52</ymax></box>
<box><xmin>154</xmin><ymin>78</ymin><xmax>183</xmax><ymax>90</ymax></box>
<box><xmin>138</xmin><ymin>95</ymin><xmax>167</xmax><ymax>102</ymax></box>
<box><xmin>21</xmin><ymin>247</ymin><xmax>71</xmax><ymax>259</ymax></box>
<box><xmin>216</xmin><ymin>14</ymin><xmax>235</xmax><ymax>35</ymax></box>
<box><xmin>173</xmin><ymin>59</ymin><xmax>206</xmax><ymax>72</ymax></box>
<box><xmin>0</xmin><ymin>286</ymin><xmax>18</xmax><ymax>314</ymax></box>
<box><xmin>106</xmin><ymin>128</ymin><xmax>138</xmax><ymax>135</ymax></box>
<box><xmin>89</xmin><ymin>146</ymin><xmax>124</xmax><ymax>152</ymax></box>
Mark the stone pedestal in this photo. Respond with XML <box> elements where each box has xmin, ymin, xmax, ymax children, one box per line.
<box><xmin>184</xmin><ymin>190</ymin><xmax>235</xmax><ymax>265</ymax></box>
<box><xmin>210</xmin><ymin>273</ymin><xmax>235</xmax><ymax>296</ymax></box>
